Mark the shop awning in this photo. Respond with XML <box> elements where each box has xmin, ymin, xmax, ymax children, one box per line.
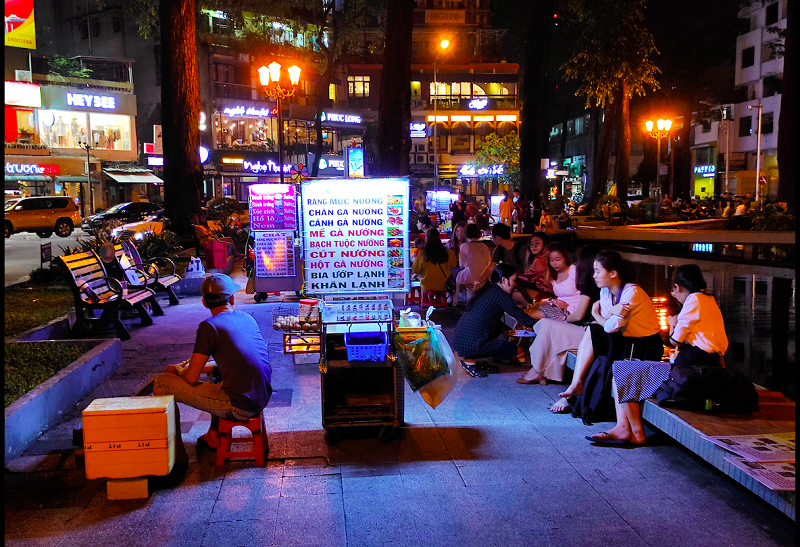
<box><xmin>5</xmin><ymin>175</ymin><xmax>52</xmax><ymax>182</ymax></box>
<box><xmin>103</xmin><ymin>171</ymin><xmax>163</xmax><ymax>184</ymax></box>
<box><xmin>55</xmin><ymin>175</ymin><xmax>101</xmax><ymax>183</ymax></box>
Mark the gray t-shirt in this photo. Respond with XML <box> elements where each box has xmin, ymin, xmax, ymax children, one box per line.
<box><xmin>193</xmin><ymin>310</ymin><xmax>272</xmax><ymax>413</ymax></box>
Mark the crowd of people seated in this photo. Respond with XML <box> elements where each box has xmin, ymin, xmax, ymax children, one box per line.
<box><xmin>426</xmin><ymin>222</ymin><xmax>730</xmax><ymax>446</ymax></box>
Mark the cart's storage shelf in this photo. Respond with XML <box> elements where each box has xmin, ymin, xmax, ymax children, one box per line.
<box><xmin>283</xmin><ymin>333</ymin><xmax>320</xmax><ymax>354</ymax></box>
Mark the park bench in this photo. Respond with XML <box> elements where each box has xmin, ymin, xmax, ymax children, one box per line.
<box><xmin>59</xmin><ymin>251</ymin><xmax>163</xmax><ymax>342</ymax></box>
<box><xmin>113</xmin><ymin>241</ymin><xmax>181</xmax><ymax>305</ymax></box>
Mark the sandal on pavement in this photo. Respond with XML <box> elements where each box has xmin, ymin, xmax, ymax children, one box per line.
<box><xmin>586</xmin><ymin>432</ymin><xmax>646</xmax><ymax>447</ymax></box>
<box><xmin>517</xmin><ymin>377</ymin><xmax>546</xmax><ymax>385</ymax></box>
<box><xmin>460</xmin><ymin>360</ymin><xmax>488</xmax><ymax>378</ymax></box>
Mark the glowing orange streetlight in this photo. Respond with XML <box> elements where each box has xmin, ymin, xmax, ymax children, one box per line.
<box><xmin>645</xmin><ymin>118</ymin><xmax>673</xmax><ymax>198</ymax></box>
<box><xmin>258</xmin><ymin>62</ymin><xmax>302</xmax><ymax>185</ymax></box>
<box><xmin>433</xmin><ymin>38</ymin><xmax>450</xmax><ymax>191</ymax></box>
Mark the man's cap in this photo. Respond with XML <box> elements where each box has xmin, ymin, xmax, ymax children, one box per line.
<box><xmin>201</xmin><ymin>274</ymin><xmax>241</xmax><ymax>306</ymax></box>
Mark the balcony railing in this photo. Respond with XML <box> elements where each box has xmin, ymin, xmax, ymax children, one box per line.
<box><xmin>214</xmin><ymin>82</ymin><xmax>254</xmax><ymax>100</ymax></box>
<box><xmin>428</xmin><ymin>96</ymin><xmax>518</xmax><ymax>110</ymax></box>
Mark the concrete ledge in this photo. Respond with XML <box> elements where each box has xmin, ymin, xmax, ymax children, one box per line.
<box><xmin>642</xmin><ymin>399</ymin><xmax>795</xmax><ymax>520</ymax></box>
<box><xmin>172</xmin><ymin>275</ymin><xmax>208</xmax><ymax>296</ymax></box>
<box><xmin>4</xmin><ymin>338</ymin><xmax>123</xmax><ymax>463</ymax></box>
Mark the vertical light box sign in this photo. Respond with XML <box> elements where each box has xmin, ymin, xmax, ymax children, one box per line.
<box><xmin>302</xmin><ymin>178</ymin><xmax>410</xmax><ymax>294</ymax></box>
<box><xmin>249</xmin><ymin>184</ymin><xmax>298</xmax><ymax>278</ymax></box>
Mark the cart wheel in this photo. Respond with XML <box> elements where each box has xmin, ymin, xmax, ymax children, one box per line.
<box><xmin>379</xmin><ymin>427</ymin><xmax>395</xmax><ymax>444</ymax></box>
<box><xmin>324</xmin><ymin>429</ymin><xmax>338</xmax><ymax>446</ymax></box>
<box><xmin>254</xmin><ymin>292</ymin><xmax>266</xmax><ymax>302</ymax></box>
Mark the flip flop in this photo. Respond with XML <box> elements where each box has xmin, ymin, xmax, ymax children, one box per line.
<box><xmin>460</xmin><ymin>360</ymin><xmax>488</xmax><ymax>378</ymax></box>
<box><xmin>585</xmin><ymin>433</ymin><xmax>645</xmax><ymax>446</ymax></box>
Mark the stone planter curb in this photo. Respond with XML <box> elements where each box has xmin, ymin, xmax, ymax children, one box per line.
<box><xmin>8</xmin><ymin>313</ymin><xmax>76</xmax><ymax>342</ymax></box>
<box><xmin>4</xmin><ymin>338</ymin><xmax>122</xmax><ymax>463</ymax></box>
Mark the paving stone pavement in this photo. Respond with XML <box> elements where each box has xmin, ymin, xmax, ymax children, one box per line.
<box><xmin>5</xmin><ymin>283</ymin><xmax>796</xmax><ymax>546</ymax></box>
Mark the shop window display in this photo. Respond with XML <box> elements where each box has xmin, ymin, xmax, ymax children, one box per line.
<box><xmin>89</xmin><ymin>112</ymin><xmax>131</xmax><ymax>150</ymax></box>
<box><xmin>39</xmin><ymin>110</ymin><xmax>88</xmax><ymax>148</ymax></box>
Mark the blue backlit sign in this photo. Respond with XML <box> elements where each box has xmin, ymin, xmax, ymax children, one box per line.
<box><xmin>694</xmin><ymin>165</ymin><xmax>715</xmax><ymax>178</ymax></box>
<box><xmin>410</xmin><ymin>122</ymin><xmax>427</xmax><ymax>138</ymax></box>
<box><xmin>347</xmin><ymin>147</ymin><xmax>365</xmax><ymax>178</ymax></box>
<box><xmin>468</xmin><ymin>98</ymin><xmax>488</xmax><ymax>110</ymax></box>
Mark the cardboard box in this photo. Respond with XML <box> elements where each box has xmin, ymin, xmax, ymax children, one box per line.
<box><xmin>82</xmin><ymin>396</ymin><xmax>176</xmax><ymax>480</ymax></box>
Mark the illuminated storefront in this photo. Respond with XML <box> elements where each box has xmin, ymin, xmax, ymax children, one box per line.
<box><xmin>37</xmin><ymin>87</ymin><xmax>138</xmax><ymax>161</ymax></box>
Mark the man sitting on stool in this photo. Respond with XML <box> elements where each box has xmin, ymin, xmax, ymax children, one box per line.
<box><xmin>153</xmin><ymin>274</ymin><xmax>272</xmax><ymax>459</ymax></box>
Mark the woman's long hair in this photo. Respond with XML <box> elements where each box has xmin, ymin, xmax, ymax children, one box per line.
<box><xmin>423</xmin><ymin>228</ymin><xmax>450</xmax><ymax>265</ymax></box>
<box><xmin>546</xmin><ymin>242</ymin><xmax>572</xmax><ymax>282</ymax></box>
<box><xmin>673</xmin><ymin>264</ymin><xmax>707</xmax><ymax>293</ymax></box>
<box><xmin>575</xmin><ymin>244</ymin><xmax>600</xmax><ymax>294</ymax></box>
<box><xmin>594</xmin><ymin>250</ymin><xmax>635</xmax><ymax>288</ymax></box>
<box><xmin>450</xmin><ymin>221</ymin><xmax>468</xmax><ymax>258</ymax></box>
<box><xmin>465</xmin><ymin>263</ymin><xmax>517</xmax><ymax>311</ymax></box>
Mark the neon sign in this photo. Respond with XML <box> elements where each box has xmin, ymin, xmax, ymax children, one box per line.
<box><xmin>468</xmin><ymin>98</ymin><xmax>488</xmax><ymax>110</ymax></box>
<box><xmin>66</xmin><ymin>93</ymin><xmax>116</xmax><ymax>110</ymax></box>
<box><xmin>459</xmin><ymin>164</ymin><xmax>503</xmax><ymax>177</ymax></box>
<box><xmin>410</xmin><ymin>122</ymin><xmax>427</xmax><ymax>138</ymax></box>
<box><xmin>243</xmin><ymin>160</ymin><xmax>291</xmax><ymax>174</ymax></box>
<box><xmin>6</xmin><ymin>163</ymin><xmax>60</xmax><ymax>175</ymax></box>
<box><xmin>222</xmin><ymin>106</ymin><xmax>278</xmax><ymax>118</ymax></box>
<box><xmin>321</xmin><ymin>112</ymin><xmax>362</xmax><ymax>124</ymax></box>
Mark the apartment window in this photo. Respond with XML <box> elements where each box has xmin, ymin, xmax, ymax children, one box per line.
<box><xmin>763</xmin><ymin>75</ymin><xmax>782</xmax><ymax>97</ymax></box>
<box><xmin>113</xmin><ymin>17</ymin><xmax>122</xmax><ymax>33</ymax></box>
<box><xmin>741</xmin><ymin>46</ymin><xmax>755</xmax><ymax>68</ymax></box>
<box><xmin>549</xmin><ymin>124</ymin><xmax>562</xmax><ymax>142</ymax></box>
<box><xmin>566</xmin><ymin>119</ymin><xmax>576</xmax><ymax>136</ymax></box>
<box><xmin>701</xmin><ymin>121</ymin><xmax>712</xmax><ymax>133</ymax></box>
<box><xmin>739</xmin><ymin>115</ymin><xmax>752</xmax><ymax>137</ymax></box>
<box><xmin>154</xmin><ymin>45</ymin><xmax>161</xmax><ymax>86</ymax></box>
<box><xmin>91</xmin><ymin>17</ymin><xmax>100</xmax><ymax>37</ymax></box>
<box><xmin>80</xmin><ymin>20</ymin><xmax>89</xmax><ymax>40</ymax></box>
<box><xmin>761</xmin><ymin>113</ymin><xmax>774</xmax><ymax>134</ymax></box>
<box><xmin>328</xmin><ymin>83</ymin><xmax>336</xmax><ymax>101</ymax></box>
<box><xmin>347</xmin><ymin>76</ymin><xmax>370</xmax><ymax>98</ymax></box>
<box><xmin>765</xmin><ymin>2</ymin><xmax>779</xmax><ymax>26</ymax></box>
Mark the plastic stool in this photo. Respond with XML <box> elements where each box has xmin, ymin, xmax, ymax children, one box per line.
<box><xmin>405</xmin><ymin>282</ymin><xmax>422</xmax><ymax>305</ymax></box>
<box><xmin>422</xmin><ymin>290</ymin><xmax>448</xmax><ymax>309</ymax></box>
<box><xmin>215</xmin><ymin>412</ymin><xmax>268</xmax><ymax>466</ymax></box>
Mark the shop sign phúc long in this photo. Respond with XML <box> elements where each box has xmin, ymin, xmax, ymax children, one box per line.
<box><xmin>301</xmin><ymin>178</ymin><xmax>410</xmax><ymax>294</ymax></box>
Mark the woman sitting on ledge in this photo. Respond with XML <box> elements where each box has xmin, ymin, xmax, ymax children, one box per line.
<box><xmin>587</xmin><ymin>264</ymin><xmax>728</xmax><ymax>445</ymax></box>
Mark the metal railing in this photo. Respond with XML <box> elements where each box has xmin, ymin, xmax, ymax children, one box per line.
<box><xmin>214</xmin><ymin>82</ymin><xmax>254</xmax><ymax>100</ymax></box>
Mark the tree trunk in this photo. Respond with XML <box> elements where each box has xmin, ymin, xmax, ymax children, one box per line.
<box><xmin>311</xmin><ymin>21</ymin><xmax>337</xmax><ymax>178</ymax></box>
<box><xmin>587</xmin><ymin>96</ymin><xmax>619</xmax><ymax>210</ymax></box>
<box><xmin>160</xmin><ymin>0</ymin><xmax>202</xmax><ymax>237</ymax></box>
<box><xmin>518</xmin><ymin>0</ymin><xmax>554</xmax><ymax>211</ymax></box>
<box><xmin>582</xmin><ymin>104</ymin><xmax>600</xmax><ymax>205</ymax></box>
<box><xmin>615</xmin><ymin>79</ymin><xmax>631</xmax><ymax>205</ymax></box>
<box><xmin>778</xmin><ymin>0</ymin><xmax>795</xmax><ymax>213</ymax></box>
<box><xmin>376</xmin><ymin>0</ymin><xmax>414</xmax><ymax>177</ymax></box>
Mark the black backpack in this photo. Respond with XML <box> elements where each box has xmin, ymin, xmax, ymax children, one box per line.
<box><xmin>654</xmin><ymin>364</ymin><xmax>759</xmax><ymax>413</ymax></box>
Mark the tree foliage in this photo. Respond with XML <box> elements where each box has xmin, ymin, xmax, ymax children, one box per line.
<box><xmin>47</xmin><ymin>55</ymin><xmax>92</xmax><ymax>78</ymax></box>
<box><xmin>560</xmin><ymin>0</ymin><xmax>660</xmax><ymax>207</ymax></box>
<box><xmin>471</xmin><ymin>131</ymin><xmax>520</xmax><ymax>187</ymax></box>
<box><xmin>561</xmin><ymin>0</ymin><xmax>660</xmax><ymax>109</ymax></box>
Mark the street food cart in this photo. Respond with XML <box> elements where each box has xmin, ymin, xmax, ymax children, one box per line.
<box><xmin>301</xmin><ymin>177</ymin><xmax>411</xmax><ymax>444</ymax></box>
<box><xmin>248</xmin><ymin>183</ymin><xmax>304</xmax><ymax>298</ymax></box>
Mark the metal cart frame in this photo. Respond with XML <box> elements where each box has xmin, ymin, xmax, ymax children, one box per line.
<box><xmin>319</xmin><ymin>318</ymin><xmax>404</xmax><ymax>444</ymax></box>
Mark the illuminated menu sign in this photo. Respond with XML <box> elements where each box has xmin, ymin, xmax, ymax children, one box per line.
<box><xmin>254</xmin><ymin>230</ymin><xmax>295</xmax><ymax>278</ymax></box>
<box><xmin>302</xmin><ymin>177</ymin><xmax>410</xmax><ymax>293</ymax></box>
<box><xmin>347</xmin><ymin>147</ymin><xmax>365</xmax><ymax>178</ymax></box>
<box><xmin>249</xmin><ymin>184</ymin><xmax>297</xmax><ymax>230</ymax></box>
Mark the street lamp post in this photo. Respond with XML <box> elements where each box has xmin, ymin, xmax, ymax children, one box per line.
<box><xmin>258</xmin><ymin>62</ymin><xmax>302</xmax><ymax>186</ymax></box>
<box><xmin>747</xmin><ymin>103</ymin><xmax>763</xmax><ymax>204</ymax></box>
<box><xmin>79</xmin><ymin>141</ymin><xmax>93</xmax><ymax>217</ymax></box>
<box><xmin>433</xmin><ymin>39</ymin><xmax>449</xmax><ymax>193</ymax></box>
<box><xmin>645</xmin><ymin>118</ymin><xmax>672</xmax><ymax>199</ymax></box>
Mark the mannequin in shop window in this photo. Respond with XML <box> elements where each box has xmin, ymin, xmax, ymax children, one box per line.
<box><xmin>70</xmin><ymin>118</ymin><xmax>79</xmax><ymax>147</ymax></box>
<box><xmin>56</xmin><ymin>116</ymin><xmax>66</xmax><ymax>146</ymax></box>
